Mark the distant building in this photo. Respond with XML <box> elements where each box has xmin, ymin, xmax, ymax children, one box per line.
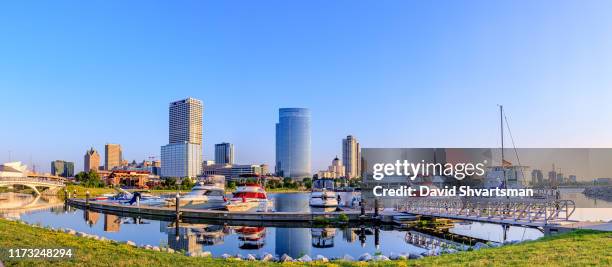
<box><xmin>215</xmin><ymin>143</ymin><xmax>235</xmax><ymax>165</ymax></box>
<box><xmin>594</xmin><ymin>178</ymin><xmax>611</xmax><ymax>185</ymax></box>
<box><xmin>161</xmin><ymin>142</ymin><xmax>201</xmax><ymax>178</ymax></box>
<box><xmin>317</xmin><ymin>157</ymin><xmax>345</xmax><ymax>179</ymax></box>
<box><xmin>275</xmin><ymin>108</ymin><xmax>311</xmax><ymax>179</ymax></box>
<box><xmin>202</xmin><ymin>164</ymin><xmax>267</xmax><ymax>181</ymax></box>
<box><xmin>105</xmin><ymin>144</ymin><xmax>122</xmax><ymax>171</ymax></box>
<box><xmin>342</xmin><ymin>135</ymin><xmax>361</xmax><ymax>179</ymax></box>
<box><xmin>548</xmin><ymin>170</ymin><xmax>557</xmax><ymax>184</ymax></box>
<box><xmin>106</xmin><ymin>170</ymin><xmax>150</xmax><ymax>188</ymax></box>
<box><xmin>161</xmin><ymin>97</ymin><xmax>203</xmax><ymax>178</ymax></box>
<box><xmin>84</xmin><ymin>147</ymin><xmax>100</xmax><ymax>172</ymax></box>
<box><xmin>51</xmin><ymin>160</ymin><xmax>74</xmax><ymax>178</ymax></box>
<box><xmin>568</xmin><ymin>175</ymin><xmax>577</xmax><ymax>183</ymax></box>
<box><xmin>556</xmin><ymin>173</ymin><xmax>564</xmax><ymax>184</ymax></box>
<box><xmin>0</xmin><ymin>162</ymin><xmax>28</xmax><ymax>178</ymax></box>
<box><xmin>531</xmin><ymin>169</ymin><xmax>544</xmax><ymax>185</ymax></box>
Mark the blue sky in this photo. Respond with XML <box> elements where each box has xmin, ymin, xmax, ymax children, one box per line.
<box><xmin>2</xmin><ymin>1</ymin><xmax>612</xmax><ymax>173</ymax></box>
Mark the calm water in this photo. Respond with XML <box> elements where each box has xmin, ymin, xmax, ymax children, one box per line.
<box><xmin>1</xmin><ymin>189</ymin><xmax>610</xmax><ymax>258</ymax></box>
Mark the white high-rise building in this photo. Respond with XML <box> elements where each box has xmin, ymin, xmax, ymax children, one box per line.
<box><xmin>161</xmin><ymin>143</ymin><xmax>202</xmax><ymax>178</ymax></box>
<box><xmin>215</xmin><ymin>142</ymin><xmax>234</xmax><ymax>165</ymax></box>
<box><xmin>161</xmin><ymin>97</ymin><xmax>203</xmax><ymax>178</ymax></box>
<box><xmin>342</xmin><ymin>135</ymin><xmax>361</xmax><ymax>178</ymax></box>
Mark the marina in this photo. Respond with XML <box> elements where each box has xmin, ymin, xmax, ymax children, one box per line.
<box><xmin>2</xmin><ymin>188</ymin><xmax>610</xmax><ymax>260</ymax></box>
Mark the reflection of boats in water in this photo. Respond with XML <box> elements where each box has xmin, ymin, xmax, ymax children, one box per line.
<box><xmin>309</xmin><ymin>179</ymin><xmax>338</xmax><ymax>208</ymax></box>
<box><xmin>226</xmin><ymin>183</ymin><xmax>273</xmax><ymax>212</ymax></box>
<box><xmin>235</xmin><ymin>226</ymin><xmax>266</xmax><ymax>249</ymax></box>
<box><xmin>165</xmin><ymin>182</ymin><xmax>225</xmax><ymax>206</ymax></box>
<box><xmin>311</xmin><ymin>228</ymin><xmax>335</xmax><ymax>248</ymax></box>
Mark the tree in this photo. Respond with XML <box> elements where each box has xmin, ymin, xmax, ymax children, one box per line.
<box><xmin>75</xmin><ymin>170</ymin><xmax>105</xmax><ymax>188</ymax></box>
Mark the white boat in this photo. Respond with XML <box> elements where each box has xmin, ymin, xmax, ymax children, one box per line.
<box><xmin>226</xmin><ymin>183</ymin><xmax>273</xmax><ymax>212</ymax></box>
<box><xmin>309</xmin><ymin>179</ymin><xmax>339</xmax><ymax>208</ymax></box>
<box><xmin>166</xmin><ymin>182</ymin><xmax>226</xmax><ymax>206</ymax></box>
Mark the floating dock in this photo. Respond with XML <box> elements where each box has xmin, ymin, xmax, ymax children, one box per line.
<box><xmin>67</xmin><ymin>198</ymin><xmax>373</xmax><ymax>222</ymax></box>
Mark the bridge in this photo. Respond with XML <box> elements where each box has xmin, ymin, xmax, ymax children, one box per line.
<box><xmin>394</xmin><ymin>197</ymin><xmax>576</xmax><ymax>228</ymax></box>
<box><xmin>0</xmin><ymin>176</ymin><xmax>66</xmax><ymax>196</ymax></box>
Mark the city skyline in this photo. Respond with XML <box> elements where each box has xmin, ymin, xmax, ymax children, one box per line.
<box><xmin>4</xmin><ymin>1</ymin><xmax>612</xmax><ymax>173</ymax></box>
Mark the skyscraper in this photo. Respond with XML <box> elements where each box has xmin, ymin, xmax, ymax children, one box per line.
<box><xmin>105</xmin><ymin>144</ymin><xmax>122</xmax><ymax>170</ymax></box>
<box><xmin>51</xmin><ymin>160</ymin><xmax>74</xmax><ymax>177</ymax></box>
<box><xmin>342</xmin><ymin>135</ymin><xmax>361</xmax><ymax>179</ymax></box>
<box><xmin>84</xmin><ymin>147</ymin><xmax>100</xmax><ymax>172</ymax></box>
<box><xmin>215</xmin><ymin>142</ymin><xmax>234</xmax><ymax>165</ymax></box>
<box><xmin>275</xmin><ymin>108</ymin><xmax>311</xmax><ymax>179</ymax></box>
<box><xmin>161</xmin><ymin>97</ymin><xmax>203</xmax><ymax>178</ymax></box>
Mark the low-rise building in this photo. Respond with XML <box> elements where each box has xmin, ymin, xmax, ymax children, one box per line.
<box><xmin>106</xmin><ymin>170</ymin><xmax>150</xmax><ymax>189</ymax></box>
<box><xmin>202</xmin><ymin>164</ymin><xmax>267</xmax><ymax>181</ymax></box>
<box><xmin>317</xmin><ymin>157</ymin><xmax>345</xmax><ymax>179</ymax></box>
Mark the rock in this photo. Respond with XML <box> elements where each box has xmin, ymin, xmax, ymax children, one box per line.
<box><xmin>342</xmin><ymin>254</ymin><xmax>355</xmax><ymax>261</ymax></box>
<box><xmin>280</xmin><ymin>254</ymin><xmax>293</xmax><ymax>262</ymax></box>
<box><xmin>474</xmin><ymin>242</ymin><xmax>490</xmax><ymax>249</ymax></box>
<box><xmin>245</xmin><ymin>254</ymin><xmax>257</xmax><ymax>261</ymax></box>
<box><xmin>389</xmin><ymin>253</ymin><xmax>398</xmax><ymax>260</ymax></box>
<box><xmin>488</xmin><ymin>242</ymin><xmax>503</xmax><ymax>248</ymax></box>
<box><xmin>166</xmin><ymin>248</ymin><xmax>175</xmax><ymax>253</ymax></box>
<box><xmin>221</xmin><ymin>253</ymin><xmax>232</xmax><ymax>259</ymax></box>
<box><xmin>298</xmin><ymin>255</ymin><xmax>312</xmax><ymax>262</ymax></box>
<box><xmin>409</xmin><ymin>253</ymin><xmax>423</xmax><ymax>259</ymax></box>
<box><xmin>373</xmin><ymin>255</ymin><xmax>390</xmax><ymax>261</ymax></box>
<box><xmin>358</xmin><ymin>253</ymin><xmax>372</xmax><ymax>261</ymax></box>
<box><xmin>235</xmin><ymin>254</ymin><xmax>243</xmax><ymax>259</ymax></box>
<box><xmin>200</xmin><ymin>251</ymin><xmax>212</xmax><ymax>257</ymax></box>
<box><xmin>186</xmin><ymin>252</ymin><xmax>198</xmax><ymax>257</ymax></box>
<box><xmin>315</xmin><ymin>255</ymin><xmax>329</xmax><ymax>262</ymax></box>
<box><xmin>123</xmin><ymin>240</ymin><xmax>136</xmax><ymax>247</ymax></box>
<box><xmin>99</xmin><ymin>237</ymin><xmax>108</xmax><ymax>242</ymax></box>
<box><xmin>76</xmin><ymin>232</ymin><xmax>87</xmax><ymax>237</ymax></box>
<box><xmin>152</xmin><ymin>246</ymin><xmax>161</xmax><ymax>252</ymax></box>
<box><xmin>260</xmin><ymin>253</ymin><xmax>274</xmax><ymax>262</ymax></box>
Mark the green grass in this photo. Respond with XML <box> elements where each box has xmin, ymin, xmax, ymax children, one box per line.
<box><xmin>0</xmin><ymin>218</ymin><xmax>610</xmax><ymax>266</ymax></box>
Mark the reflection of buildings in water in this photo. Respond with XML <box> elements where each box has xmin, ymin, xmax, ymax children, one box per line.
<box><xmin>194</xmin><ymin>224</ymin><xmax>227</xmax><ymax>246</ymax></box>
<box><xmin>84</xmin><ymin>210</ymin><xmax>100</xmax><ymax>226</ymax></box>
<box><xmin>169</xmin><ymin>230</ymin><xmax>201</xmax><ymax>254</ymax></box>
<box><xmin>163</xmin><ymin>222</ymin><xmax>228</xmax><ymax>252</ymax></box>
<box><xmin>235</xmin><ymin>226</ymin><xmax>266</xmax><ymax>249</ymax></box>
<box><xmin>311</xmin><ymin>228</ymin><xmax>336</xmax><ymax>248</ymax></box>
<box><xmin>104</xmin><ymin>214</ymin><xmax>121</xmax><ymax>232</ymax></box>
<box><xmin>275</xmin><ymin>227</ymin><xmax>310</xmax><ymax>258</ymax></box>
<box><xmin>342</xmin><ymin>228</ymin><xmax>358</xmax><ymax>243</ymax></box>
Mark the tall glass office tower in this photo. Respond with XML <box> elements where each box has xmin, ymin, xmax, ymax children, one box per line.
<box><xmin>275</xmin><ymin>108</ymin><xmax>311</xmax><ymax>179</ymax></box>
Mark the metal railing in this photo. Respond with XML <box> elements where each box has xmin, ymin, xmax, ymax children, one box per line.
<box><xmin>395</xmin><ymin>197</ymin><xmax>575</xmax><ymax>225</ymax></box>
<box><xmin>0</xmin><ymin>177</ymin><xmax>65</xmax><ymax>186</ymax></box>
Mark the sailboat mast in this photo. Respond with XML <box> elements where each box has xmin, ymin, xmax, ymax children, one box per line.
<box><xmin>500</xmin><ymin>105</ymin><xmax>508</xmax><ymax>190</ymax></box>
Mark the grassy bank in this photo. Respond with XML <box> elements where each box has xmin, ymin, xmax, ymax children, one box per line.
<box><xmin>0</xmin><ymin>219</ymin><xmax>610</xmax><ymax>266</ymax></box>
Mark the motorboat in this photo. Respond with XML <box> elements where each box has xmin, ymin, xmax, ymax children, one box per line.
<box><xmin>165</xmin><ymin>182</ymin><xmax>226</xmax><ymax>206</ymax></box>
<box><xmin>226</xmin><ymin>183</ymin><xmax>273</xmax><ymax>212</ymax></box>
<box><xmin>309</xmin><ymin>179</ymin><xmax>338</xmax><ymax>208</ymax></box>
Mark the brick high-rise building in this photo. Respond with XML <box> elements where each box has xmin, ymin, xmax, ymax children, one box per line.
<box><xmin>105</xmin><ymin>144</ymin><xmax>122</xmax><ymax>171</ymax></box>
<box><xmin>84</xmin><ymin>147</ymin><xmax>100</xmax><ymax>172</ymax></box>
